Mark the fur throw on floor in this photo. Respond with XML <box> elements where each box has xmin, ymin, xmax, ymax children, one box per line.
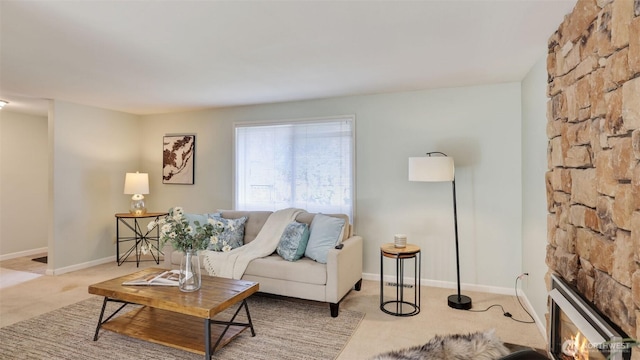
<box><xmin>371</xmin><ymin>329</ymin><xmax>510</xmax><ymax>360</ymax></box>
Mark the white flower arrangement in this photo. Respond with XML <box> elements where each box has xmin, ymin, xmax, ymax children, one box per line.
<box><xmin>148</xmin><ymin>207</ymin><xmax>227</xmax><ymax>253</ymax></box>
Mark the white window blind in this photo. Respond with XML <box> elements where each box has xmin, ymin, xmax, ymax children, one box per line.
<box><xmin>235</xmin><ymin>116</ymin><xmax>354</xmax><ymax>220</ymax></box>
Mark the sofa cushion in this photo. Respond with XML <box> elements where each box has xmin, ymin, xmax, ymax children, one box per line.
<box><xmin>244</xmin><ymin>254</ymin><xmax>326</xmax><ymax>285</ymax></box>
<box><xmin>207</xmin><ymin>215</ymin><xmax>247</xmax><ymax>250</ymax></box>
<box><xmin>183</xmin><ymin>213</ymin><xmax>212</xmax><ymax>227</ymax></box>
<box><xmin>295</xmin><ymin>213</ymin><xmax>351</xmax><ymax>241</ymax></box>
<box><xmin>276</xmin><ymin>221</ymin><xmax>310</xmax><ymax>261</ymax></box>
<box><xmin>218</xmin><ymin>210</ymin><xmax>272</xmax><ymax>244</ymax></box>
<box><xmin>304</xmin><ymin>214</ymin><xmax>345</xmax><ymax>264</ymax></box>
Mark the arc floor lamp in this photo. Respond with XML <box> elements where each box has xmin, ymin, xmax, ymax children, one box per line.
<box><xmin>408</xmin><ymin>151</ymin><xmax>472</xmax><ymax>310</ymax></box>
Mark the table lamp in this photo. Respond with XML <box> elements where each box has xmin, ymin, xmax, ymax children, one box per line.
<box><xmin>124</xmin><ymin>172</ymin><xmax>149</xmax><ymax>215</ymax></box>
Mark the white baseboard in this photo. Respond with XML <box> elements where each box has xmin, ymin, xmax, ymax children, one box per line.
<box><xmin>363</xmin><ymin>272</ymin><xmax>514</xmax><ymax>295</ymax></box>
<box><xmin>0</xmin><ymin>247</ymin><xmax>48</xmax><ymax>261</ymax></box>
<box><xmin>1</xmin><ymin>247</ymin><xmax>114</xmax><ymax>275</ymax></box>
<box><xmin>518</xmin><ymin>289</ymin><xmax>547</xmax><ymax>339</ymax></box>
<box><xmin>45</xmin><ymin>256</ymin><xmax>113</xmax><ymax>276</ymax></box>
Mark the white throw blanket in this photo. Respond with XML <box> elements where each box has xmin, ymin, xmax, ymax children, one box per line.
<box><xmin>202</xmin><ymin>208</ymin><xmax>305</xmax><ymax>279</ymax></box>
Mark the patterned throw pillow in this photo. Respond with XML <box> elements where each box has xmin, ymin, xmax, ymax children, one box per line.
<box><xmin>304</xmin><ymin>214</ymin><xmax>345</xmax><ymax>264</ymax></box>
<box><xmin>276</xmin><ymin>222</ymin><xmax>310</xmax><ymax>261</ymax></box>
<box><xmin>207</xmin><ymin>215</ymin><xmax>247</xmax><ymax>252</ymax></box>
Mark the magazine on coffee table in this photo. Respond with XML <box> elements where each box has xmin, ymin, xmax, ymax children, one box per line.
<box><xmin>122</xmin><ymin>270</ymin><xmax>180</xmax><ymax>286</ymax></box>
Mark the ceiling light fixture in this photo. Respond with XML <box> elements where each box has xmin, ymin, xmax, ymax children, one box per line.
<box><xmin>0</xmin><ymin>100</ymin><xmax>8</xmax><ymax>109</ymax></box>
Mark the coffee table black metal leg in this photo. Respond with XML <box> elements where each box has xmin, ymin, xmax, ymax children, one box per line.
<box><xmin>204</xmin><ymin>318</ymin><xmax>212</xmax><ymax>359</ymax></box>
<box><xmin>244</xmin><ymin>300</ymin><xmax>255</xmax><ymax>336</ymax></box>
<box><xmin>93</xmin><ymin>297</ymin><xmax>130</xmax><ymax>341</ymax></box>
<box><xmin>204</xmin><ymin>299</ymin><xmax>255</xmax><ymax>358</ymax></box>
<box><xmin>93</xmin><ymin>297</ymin><xmax>108</xmax><ymax>341</ymax></box>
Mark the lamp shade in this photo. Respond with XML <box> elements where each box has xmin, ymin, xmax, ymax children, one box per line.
<box><xmin>408</xmin><ymin>156</ymin><xmax>454</xmax><ymax>182</ymax></box>
<box><xmin>124</xmin><ymin>172</ymin><xmax>149</xmax><ymax>194</ymax></box>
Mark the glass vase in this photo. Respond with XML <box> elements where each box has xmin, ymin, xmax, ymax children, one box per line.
<box><xmin>179</xmin><ymin>249</ymin><xmax>201</xmax><ymax>292</ymax></box>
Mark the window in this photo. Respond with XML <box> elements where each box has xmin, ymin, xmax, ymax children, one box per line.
<box><xmin>235</xmin><ymin>116</ymin><xmax>355</xmax><ymax>220</ymax></box>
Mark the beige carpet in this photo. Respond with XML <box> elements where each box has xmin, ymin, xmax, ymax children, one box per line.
<box><xmin>0</xmin><ymin>255</ymin><xmax>548</xmax><ymax>359</ymax></box>
<box><xmin>0</xmin><ymin>293</ymin><xmax>364</xmax><ymax>360</ymax></box>
<box><xmin>0</xmin><ymin>253</ymin><xmax>48</xmax><ymax>275</ymax></box>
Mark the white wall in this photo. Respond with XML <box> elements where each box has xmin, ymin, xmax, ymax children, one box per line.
<box><xmin>48</xmin><ymin>101</ymin><xmax>139</xmax><ymax>272</ymax></box>
<box><xmin>138</xmin><ymin>110</ymin><xmax>233</xmax><ymax>212</ymax></box>
<box><xmin>0</xmin><ymin>111</ymin><xmax>48</xmax><ymax>257</ymax></box>
<box><xmin>521</xmin><ymin>55</ymin><xmax>549</xmax><ymax>329</ymax></box>
<box><xmin>0</xmin><ymin>72</ymin><xmax>557</xmax><ymax>341</ymax></box>
<box><xmin>141</xmin><ymin>83</ymin><xmax>523</xmax><ymax>289</ymax></box>
<box><xmin>0</xmin><ymin>82</ymin><xmax>529</xmax><ymax>292</ymax></box>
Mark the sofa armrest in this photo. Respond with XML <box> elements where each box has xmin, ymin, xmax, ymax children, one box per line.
<box><xmin>325</xmin><ymin>235</ymin><xmax>363</xmax><ymax>303</ymax></box>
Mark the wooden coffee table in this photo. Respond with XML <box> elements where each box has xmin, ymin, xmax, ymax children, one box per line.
<box><xmin>89</xmin><ymin>267</ymin><xmax>259</xmax><ymax>359</ymax></box>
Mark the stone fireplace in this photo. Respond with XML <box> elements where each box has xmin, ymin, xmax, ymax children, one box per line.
<box><xmin>545</xmin><ymin>0</ymin><xmax>639</xmax><ymax>358</ymax></box>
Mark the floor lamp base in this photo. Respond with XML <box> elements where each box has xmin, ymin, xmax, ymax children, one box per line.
<box><xmin>447</xmin><ymin>294</ymin><xmax>472</xmax><ymax>310</ymax></box>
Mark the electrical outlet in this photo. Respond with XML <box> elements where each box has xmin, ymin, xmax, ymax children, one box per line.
<box><xmin>518</xmin><ymin>272</ymin><xmax>529</xmax><ymax>289</ymax></box>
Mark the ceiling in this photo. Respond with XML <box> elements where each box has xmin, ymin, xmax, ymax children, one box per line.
<box><xmin>0</xmin><ymin>0</ymin><xmax>576</xmax><ymax>116</ymax></box>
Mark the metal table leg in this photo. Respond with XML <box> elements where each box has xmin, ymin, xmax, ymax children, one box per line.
<box><xmin>204</xmin><ymin>299</ymin><xmax>255</xmax><ymax>359</ymax></box>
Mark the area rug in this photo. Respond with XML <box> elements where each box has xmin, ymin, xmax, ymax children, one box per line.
<box><xmin>0</xmin><ymin>268</ymin><xmax>42</xmax><ymax>289</ymax></box>
<box><xmin>0</xmin><ymin>293</ymin><xmax>364</xmax><ymax>359</ymax></box>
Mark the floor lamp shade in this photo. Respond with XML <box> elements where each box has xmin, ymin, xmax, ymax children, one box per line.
<box><xmin>407</xmin><ymin>153</ymin><xmax>471</xmax><ymax>310</ymax></box>
<box><xmin>124</xmin><ymin>172</ymin><xmax>149</xmax><ymax>215</ymax></box>
<box><xmin>408</xmin><ymin>156</ymin><xmax>454</xmax><ymax>182</ymax></box>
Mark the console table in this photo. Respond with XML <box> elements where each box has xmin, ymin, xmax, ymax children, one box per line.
<box><xmin>115</xmin><ymin>212</ymin><xmax>167</xmax><ymax>266</ymax></box>
<box><xmin>380</xmin><ymin>243</ymin><xmax>421</xmax><ymax>316</ymax></box>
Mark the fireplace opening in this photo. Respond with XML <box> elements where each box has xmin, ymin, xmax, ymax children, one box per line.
<box><xmin>549</xmin><ymin>273</ymin><xmax>631</xmax><ymax>360</ymax></box>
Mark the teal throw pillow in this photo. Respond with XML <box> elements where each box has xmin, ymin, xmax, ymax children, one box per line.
<box><xmin>276</xmin><ymin>221</ymin><xmax>310</xmax><ymax>261</ymax></box>
<box><xmin>183</xmin><ymin>213</ymin><xmax>209</xmax><ymax>228</ymax></box>
<box><xmin>304</xmin><ymin>214</ymin><xmax>345</xmax><ymax>264</ymax></box>
<box><xmin>207</xmin><ymin>215</ymin><xmax>247</xmax><ymax>251</ymax></box>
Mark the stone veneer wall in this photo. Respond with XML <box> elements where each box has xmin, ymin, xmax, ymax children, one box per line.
<box><xmin>546</xmin><ymin>0</ymin><xmax>640</xmax><ymax>344</ymax></box>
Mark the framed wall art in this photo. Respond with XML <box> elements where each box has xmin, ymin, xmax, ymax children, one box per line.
<box><xmin>163</xmin><ymin>135</ymin><xmax>195</xmax><ymax>184</ymax></box>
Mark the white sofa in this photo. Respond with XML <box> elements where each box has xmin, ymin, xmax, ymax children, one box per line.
<box><xmin>162</xmin><ymin>210</ymin><xmax>363</xmax><ymax>317</ymax></box>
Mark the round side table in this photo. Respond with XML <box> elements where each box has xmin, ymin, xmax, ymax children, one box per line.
<box><xmin>379</xmin><ymin>243</ymin><xmax>421</xmax><ymax>316</ymax></box>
